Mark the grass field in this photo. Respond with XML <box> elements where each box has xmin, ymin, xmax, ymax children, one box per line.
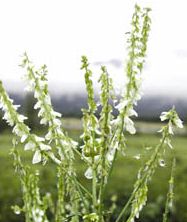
<box><xmin>0</xmin><ymin>123</ymin><xmax>187</xmax><ymax>222</ymax></box>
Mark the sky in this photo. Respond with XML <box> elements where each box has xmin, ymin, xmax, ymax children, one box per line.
<box><xmin>0</xmin><ymin>0</ymin><xmax>187</xmax><ymax>97</ymax></box>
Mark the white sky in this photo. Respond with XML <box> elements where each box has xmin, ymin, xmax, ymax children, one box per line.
<box><xmin>0</xmin><ymin>0</ymin><xmax>187</xmax><ymax>96</ymax></box>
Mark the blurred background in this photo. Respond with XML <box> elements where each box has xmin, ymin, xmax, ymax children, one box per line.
<box><xmin>0</xmin><ymin>0</ymin><xmax>187</xmax><ymax>221</ymax></box>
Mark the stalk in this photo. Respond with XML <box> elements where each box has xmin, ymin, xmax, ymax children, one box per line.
<box><xmin>115</xmin><ymin>134</ymin><xmax>167</xmax><ymax>222</ymax></box>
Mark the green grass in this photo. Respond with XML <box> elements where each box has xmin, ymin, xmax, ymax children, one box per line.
<box><xmin>0</xmin><ymin>129</ymin><xmax>187</xmax><ymax>222</ymax></box>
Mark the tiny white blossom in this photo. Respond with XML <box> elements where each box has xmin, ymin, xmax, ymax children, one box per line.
<box><xmin>45</xmin><ymin>131</ymin><xmax>52</xmax><ymax>140</ymax></box>
<box><xmin>44</xmin><ymin>95</ymin><xmax>51</xmax><ymax>105</ymax></box>
<box><xmin>34</xmin><ymin>135</ymin><xmax>45</xmax><ymax>142</ymax></box>
<box><xmin>60</xmin><ymin>139</ymin><xmax>69</xmax><ymax>147</ymax></box>
<box><xmin>160</xmin><ymin>112</ymin><xmax>168</xmax><ymax>122</ymax></box>
<box><xmin>38</xmin><ymin>108</ymin><xmax>45</xmax><ymax>117</ymax></box>
<box><xmin>52</xmin><ymin>111</ymin><xmax>61</xmax><ymax>118</ymax></box>
<box><xmin>32</xmin><ymin>150</ymin><xmax>42</xmax><ymax>164</ymax></box>
<box><xmin>3</xmin><ymin>112</ymin><xmax>14</xmax><ymax>126</ymax></box>
<box><xmin>34</xmin><ymin>101</ymin><xmax>41</xmax><ymax>110</ymax></box>
<box><xmin>128</xmin><ymin>108</ymin><xmax>138</xmax><ymax>117</ymax></box>
<box><xmin>40</xmin><ymin>118</ymin><xmax>48</xmax><ymax>125</ymax></box>
<box><xmin>24</xmin><ymin>141</ymin><xmax>35</xmax><ymax>151</ymax></box>
<box><xmin>173</xmin><ymin>118</ymin><xmax>183</xmax><ymax>128</ymax></box>
<box><xmin>106</xmin><ymin>148</ymin><xmax>116</xmax><ymax>162</ymax></box>
<box><xmin>53</xmin><ymin>118</ymin><xmax>61</xmax><ymax>127</ymax></box>
<box><xmin>40</xmin><ymin>144</ymin><xmax>51</xmax><ymax>151</ymax></box>
<box><xmin>168</xmin><ymin>123</ymin><xmax>174</xmax><ymax>135</ymax></box>
<box><xmin>124</xmin><ymin>117</ymin><xmax>136</xmax><ymax>134</ymax></box>
<box><xmin>21</xmin><ymin>134</ymin><xmax>28</xmax><ymax>143</ymax></box>
<box><xmin>18</xmin><ymin>115</ymin><xmax>27</xmax><ymax>122</ymax></box>
<box><xmin>115</xmin><ymin>100</ymin><xmax>129</xmax><ymax>111</ymax></box>
<box><xmin>13</xmin><ymin>105</ymin><xmax>20</xmax><ymax>110</ymax></box>
<box><xmin>34</xmin><ymin>90</ymin><xmax>40</xmax><ymax>99</ymax></box>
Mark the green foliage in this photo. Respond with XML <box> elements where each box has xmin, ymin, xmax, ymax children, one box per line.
<box><xmin>1</xmin><ymin>132</ymin><xmax>187</xmax><ymax>222</ymax></box>
<box><xmin>0</xmin><ymin>3</ymin><xmax>184</xmax><ymax>222</ymax></box>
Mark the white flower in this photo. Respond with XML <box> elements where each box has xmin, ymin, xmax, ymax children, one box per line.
<box><xmin>45</xmin><ymin>131</ymin><xmax>52</xmax><ymax>140</ymax></box>
<box><xmin>40</xmin><ymin>118</ymin><xmax>48</xmax><ymax>125</ymax></box>
<box><xmin>34</xmin><ymin>136</ymin><xmax>45</xmax><ymax>142</ymax></box>
<box><xmin>18</xmin><ymin>115</ymin><xmax>27</xmax><ymax>122</ymax></box>
<box><xmin>32</xmin><ymin>208</ymin><xmax>45</xmax><ymax>222</ymax></box>
<box><xmin>115</xmin><ymin>100</ymin><xmax>129</xmax><ymax>111</ymax></box>
<box><xmin>60</xmin><ymin>139</ymin><xmax>69</xmax><ymax>147</ymax></box>
<box><xmin>106</xmin><ymin>148</ymin><xmax>116</xmax><ymax>162</ymax></box>
<box><xmin>128</xmin><ymin>108</ymin><xmax>138</xmax><ymax>117</ymax></box>
<box><xmin>34</xmin><ymin>90</ymin><xmax>40</xmax><ymax>99</ymax></box>
<box><xmin>173</xmin><ymin>118</ymin><xmax>183</xmax><ymax>129</ymax></box>
<box><xmin>53</xmin><ymin>118</ymin><xmax>61</xmax><ymax>127</ymax></box>
<box><xmin>124</xmin><ymin>117</ymin><xmax>136</xmax><ymax>134</ymax></box>
<box><xmin>44</xmin><ymin>95</ymin><xmax>51</xmax><ymax>105</ymax></box>
<box><xmin>71</xmin><ymin>140</ymin><xmax>78</xmax><ymax>147</ymax></box>
<box><xmin>12</xmin><ymin>125</ymin><xmax>26</xmax><ymax>137</ymax></box>
<box><xmin>40</xmin><ymin>144</ymin><xmax>51</xmax><ymax>151</ymax></box>
<box><xmin>34</xmin><ymin>101</ymin><xmax>41</xmax><ymax>110</ymax></box>
<box><xmin>24</xmin><ymin>141</ymin><xmax>35</xmax><ymax>151</ymax></box>
<box><xmin>160</xmin><ymin>109</ymin><xmax>183</xmax><ymax>129</ymax></box>
<box><xmin>21</xmin><ymin>134</ymin><xmax>28</xmax><ymax>143</ymax></box>
<box><xmin>38</xmin><ymin>108</ymin><xmax>45</xmax><ymax>117</ymax></box>
<box><xmin>168</xmin><ymin>122</ymin><xmax>174</xmax><ymax>135</ymax></box>
<box><xmin>160</xmin><ymin>112</ymin><xmax>168</xmax><ymax>122</ymax></box>
<box><xmin>52</xmin><ymin>111</ymin><xmax>61</xmax><ymax>118</ymax></box>
<box><xmin>32</xmin><ymin>150</ymin><xmax>42</xmax><ymax>164</ymax></box>
<box><xmin>13</xmin><ymin>105</ymin><xmax>20</xmax><ymax>110</ymax></box>
<box><xmin>3</xmin><ymin>112</ymin><xmax>14</xmax><ymax>126</ymax></box>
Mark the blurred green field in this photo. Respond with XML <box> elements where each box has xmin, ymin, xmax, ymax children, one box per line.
<box><xmin>0</xmin><ymin>125</ymin><xmax>187</xmax><ymax>222</ymax></box>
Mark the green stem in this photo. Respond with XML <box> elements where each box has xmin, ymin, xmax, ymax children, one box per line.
<box><xmin>92</xmin><ymin>158</ymin><xmax>97</xmax><ymax>211</ymax></box>
<box><xmin>115</xmin><ymin>135</ymin><xmax>166</xmax><ymax>222</ymax></box>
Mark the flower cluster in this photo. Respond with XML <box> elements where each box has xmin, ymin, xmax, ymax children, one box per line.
<box><xmin>21</xmin><ymin>53</ymin><xmax>84</xmax><ymax>221</ymax></box>
<box><xmin>160</xmin><ymin>108</ymin><xmax>183</xmax><ymax>149</ymax></box>
<box><xmin>21</xmin><ymin>53</ymin><xmax>77</xmax><ymax>160</ymax></box>
<box><xmin>106</xmin><ymin>5</ymin><xmax>151</xmax><ymax>165</ymax></box>
<box><xmin>0</xmin><ymin>81</ymin><xmax>61</xmax><ymax>165</ymax></box>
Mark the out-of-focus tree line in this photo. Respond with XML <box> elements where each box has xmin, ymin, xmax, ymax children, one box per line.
<box><xmin>1</xmin><ymin>92</ymin><xmax>187</xmax><ymax>132</ymax></box>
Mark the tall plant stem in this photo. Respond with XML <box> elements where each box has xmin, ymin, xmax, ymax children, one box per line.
<box><xmin>92</xmin><ymin>157</ymin><xmax>97</xmax><ymax>211</ymax></box>
<box><xmin>115</xmin><ymin>135</ymin><xmax>166</xmax><ymax>222</ymax></box>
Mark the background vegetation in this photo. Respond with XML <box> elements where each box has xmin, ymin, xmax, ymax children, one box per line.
<box><xmin>0</xmin><ymin>121</ymin><xmax>187</xmax><ymax>222</ymax></box>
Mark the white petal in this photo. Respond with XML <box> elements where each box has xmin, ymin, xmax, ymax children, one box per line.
<box><xmin>174</xmin><ymin>118</ymin><xmax>183</xmax><ymax>128</ymax></box>
<box><xmin>40</xmin><ymin>144</ymin><xmax>51</xmax><ymax>151</ymax></box>
<box><xmin>45</xmin><ymin>131</ymin><xmax>52</xmax><ymax>140</ymax></box>
<box><xmin>52</xmin><ymin>111</ymin><xmax>61</xmax><ymax>118</ymax></box>
<box><xmin>168</xmin><ymin>123</ymin><xmax>174</xmax><ymax>135</ymax></box>
<box><xmin>34</xmin><ymin>136</ymin><xmax>45</xmax><ymax>142</ymax></box>
<box><xmin>40</xmin><ymin>118</ymin><xmax>47</xmax><ymax>125</ymax></box>
<box><xmin>21</xmin><ymin>134</ymin><xmax>28</xmax><ymax>143</ymax></box>
<box><xmin>24</xmin><ymin>141</ymin><xmax>35</xmax><ymax>151</ymax></box>
<box><xmin>107</xmin><ymin>148</ymin><xmax>115</xmax><ymax>162</ymax></box>
<box><xmin>34</xmin><ymin>101</ymin><xmax>41</xmax><ymax>110</ymax></box>
<box><xmin>32</xmin><ymin>150</ymin><xmax>42</xmax><ymax>164</ymax></box>
<box><xmin>115</xmin><ymin>100</ymin><xmax>128</xmax><ymax>111</ymax></box>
